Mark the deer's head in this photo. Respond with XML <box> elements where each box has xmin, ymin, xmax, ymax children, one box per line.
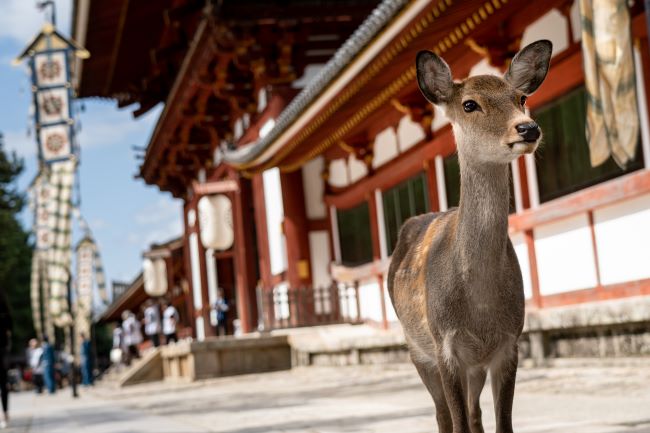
<box><xmin>416</xmin><ymin>40</ymin><xmax>552</xmax><ymax>164</ymax></box>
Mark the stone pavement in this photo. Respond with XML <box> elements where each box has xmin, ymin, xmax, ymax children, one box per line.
<box><xmin>4</xmin><ymin>363</ymin><xmax>650</xmax><ymax>433</ymax></box>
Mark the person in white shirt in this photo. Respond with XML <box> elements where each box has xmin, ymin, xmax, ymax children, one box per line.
<box><xmin>143</xmin><ymin>300</ymin><xmax>162</xmax><ymax>347</ymax></box>
<box><xmin>162</xmin><ymin>301</ymin><xmax>179</xmax><ymax>344</ymax></box>
<box><xmin>121</xmin><ymin>311</ymin><xmax>142</xmax><ymax>364</ymax></box>
<box><xmin>27</xmin><ymin>339</ymin><xmax>43</xmax><ymax>394</ymax></box>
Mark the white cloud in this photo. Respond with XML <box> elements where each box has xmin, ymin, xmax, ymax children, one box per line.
<box><xmin>128</xmin><ymin>198</ymin><xmax>183</xmax><ymax>247</ymax></box>
<box><xmin>0</xmin><ymin>0</ymin><xmax>72</xmax><ymax>45</ymax></box>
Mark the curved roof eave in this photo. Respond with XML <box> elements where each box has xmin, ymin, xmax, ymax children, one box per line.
<box><xmin>221</xmin><ymin>0</ymin><xmax>409</xmax><ymax>168</ymax></box>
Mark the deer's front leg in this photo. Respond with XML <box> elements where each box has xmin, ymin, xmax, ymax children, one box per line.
<box><xmin>490</xmin><ymin>345</ymin><xmax>518</xmax><ymax>433</ymax></box>
<box><xmin>465</xmin><ymin>367</ymin><xmax>487</xmax><ymax>433</ymax></box>
<box><xmin>436</xmin><ymin>355</ymin><xmax>470</xmax><ymax>433</ymax></box>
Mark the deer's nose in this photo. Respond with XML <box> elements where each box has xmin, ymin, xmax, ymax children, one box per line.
<box><xmin>516</xmin><ymin>122</ymin><xmax>540</xmax><ymax>142</ymax></box>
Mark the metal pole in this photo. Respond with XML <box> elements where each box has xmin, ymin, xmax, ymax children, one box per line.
<box><xmin>36</xmin><ymin>1</ymin><xmax>56</xmax><ymax>27</ymax></box>
<box><xmin>67</xmin><ymin>275</ymin><xmax>78</xmax><ymax>398</ymax></box>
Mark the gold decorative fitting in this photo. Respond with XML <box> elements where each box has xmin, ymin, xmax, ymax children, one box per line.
<box><xmin>248</xmin><ymin>0</ymin><xmax>504</xmax><ymax>173</ymax></box>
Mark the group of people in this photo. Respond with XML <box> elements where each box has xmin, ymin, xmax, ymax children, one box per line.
<box><xmin>26</xmin><ymin>338</ymin><xmax>56</xmax><ymax>394</ymax></box>
<box><xmin>111</xmin><ymin>290</ymin><xmax>231</xmax><ymax>366</ymax></box>
<box><xmin>26</xmin><ymin>332</ymin><xmax>94</xmax><ymax>393</ymax></box>
<box><xmin>112</xmin><ymin>299</ymin><xmax>180</xmax><ymax>365</ymax></box>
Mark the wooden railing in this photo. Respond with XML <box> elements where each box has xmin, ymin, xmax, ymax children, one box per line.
<box><xmin>262</xmin><ymin>283</ymin><xmax>361</xmax><ymax>330</ymax></box>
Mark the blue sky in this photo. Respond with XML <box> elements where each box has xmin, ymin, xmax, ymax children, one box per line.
<box><xmin>0</xmin><ymin>0</ymin><xmax>182</xmax><ymax>289</ymax></box>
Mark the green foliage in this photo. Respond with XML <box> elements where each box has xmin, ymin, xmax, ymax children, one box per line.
<box><xmin>0</xmin><ymin>135</ymin><xmax>35</xmax><ymax>356</ymax></box>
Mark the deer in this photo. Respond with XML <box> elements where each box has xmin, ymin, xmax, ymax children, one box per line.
<box><xmin>387</xmin><ymin>40</ymin><xmax>552</xmax><ymax>433</ymax></box>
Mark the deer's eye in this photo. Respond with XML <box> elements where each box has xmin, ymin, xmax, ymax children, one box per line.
<box><xmin>463</xmin><ymin>100</ymin><xmax>479</xmax><ymax>113</ymax></box>
<box><xmin>520</xmin><ymin>95</ymin><xmax>527</xmax><ymax>107</ymax></box>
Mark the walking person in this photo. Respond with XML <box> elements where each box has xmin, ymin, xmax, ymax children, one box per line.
<box><xmin>110</xmin><ymin>322</ymin><xmax>124</xmax><ymax>367</ymax></box>
<box><xmin>40</xmin><ymin>337</ymin><xmax>56</xmax><ymax>394</ymax></box>
<box><xmin>80</xmin><ymin>333</ymin><xmax>93</xmax><ymax>386</ymax></box>
<box><xmin>0</xmin><ymin>292</ymin><xmax>12</xmax><ymax>428</ymax></box>
<box><xmin>161</xmin><ymin>301</ymin><xmax>179</xmax><ymax>344</ymax></box>
<box><xmin>27</xmin><ymin>339</ymin><xmax>44</xmax><ymax>393</ymax></box>
<box><xmin>211</xmin><ymin>288</ymin><xmax>229</xmax><ymax>337</ymax></box>
<box><xmin>143</xmin><ymin>300</ymin><xmax>161</xmax><ymax>347</ymax></box>
<box><xmin>121</xmin><ymin>311</ymin><xmax>142</xmax><ymax>365</ymax></box>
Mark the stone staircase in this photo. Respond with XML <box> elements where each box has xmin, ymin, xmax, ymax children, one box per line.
<box><xmin>97</xmin><ymin>347</ymin><xmax>163</xmax><ymax>388</ymax></box>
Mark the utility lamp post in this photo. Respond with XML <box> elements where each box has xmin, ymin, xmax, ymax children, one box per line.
<box><xmin>67</xmin><ymin>271</ymin><xmax>78</xmax><ymax>398</ymax></box>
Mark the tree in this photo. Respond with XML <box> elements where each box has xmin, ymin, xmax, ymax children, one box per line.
<box><xmin>0</xmin><ymin>133</ymin><xmax>35</xmax><ymax>357</ymax></box>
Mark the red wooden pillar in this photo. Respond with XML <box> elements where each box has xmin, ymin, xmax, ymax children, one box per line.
<box><xmin>280</xmin><ymin>171</ymin><xmax>313</xmax><ymax>326</ymax></box>
<box><xmin>231</xmin><ymin>175</ymin><xmax>256</xmax><ymax>334</ymax></box>
<box><xmin>241</xmin><ymin>177</ymin><xmax>260</xmax><ymax>330</ymax></box>
<box><xmin>424</xmin><ymin>159</ymin><xmax>440</xmax><ymax>212</ymax></box>
<box><xmin>367</xmin><ymin>191</ymin><xmax>388</xmax><ymax>329</ymax></box>
<box><xmin>524</xmin><ymin>229</ymin><xmax>543</xmax><ymax>309</ymax></box>
<box><xmin>280</xmin><ymin>171</ymin><xmax>312</xmax><ymax>288</ymax></box>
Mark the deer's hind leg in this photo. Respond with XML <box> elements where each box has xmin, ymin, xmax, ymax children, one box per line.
<box><xmin>412</xmin><ymin>356</ymin><xmax>452</xmax><ymax>433</ymax></box>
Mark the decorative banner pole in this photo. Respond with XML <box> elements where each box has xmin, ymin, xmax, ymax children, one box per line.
<box><xmin>15</xmin><ymin>17</ymin><xmax>90</xmax><ymax>398</ymax></box>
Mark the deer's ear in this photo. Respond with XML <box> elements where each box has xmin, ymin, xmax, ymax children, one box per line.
<box><xmin>416</xmin><ymin>50</ymin><xmax>453</xmax><ymax>104</ymax></box>
<box><xmin>505</xmin><ymin>40</ymin><xmax>552</xmax><ymax>95</ymax></box>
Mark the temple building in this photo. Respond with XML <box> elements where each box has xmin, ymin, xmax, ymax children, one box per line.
<box><xmin>75</xmin><ymin>0</ymin><xmax>650</xmax><ymax>359</ymax></box>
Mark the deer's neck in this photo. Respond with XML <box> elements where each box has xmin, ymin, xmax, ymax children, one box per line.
<box><xmin>456</xmin><ymin>157</ymin><xmax>510</xmax><ymax>277</ymax></box>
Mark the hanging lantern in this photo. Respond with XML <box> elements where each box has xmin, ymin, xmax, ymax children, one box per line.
<box><xmin>198</xmin><ymin>194</ymin><xmax>234</xmax><ymax>250</ymax></box>
<box><xmin>143</xmin><ymin>257</ymin><xmax>168</xmax><ymax>297</ymax></box>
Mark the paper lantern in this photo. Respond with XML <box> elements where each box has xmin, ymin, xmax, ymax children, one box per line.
<box><xmin>198</xmin><ymin>194</ymin><xmax>234</xmax><ymax>250</ymax></box>
<box><xmin>143</xmin><ymin>257</ymin><xmax>168</xmax><ymax>297</ymax></box>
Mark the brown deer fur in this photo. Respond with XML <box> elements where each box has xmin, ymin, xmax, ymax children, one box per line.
<box><xmin>387</xmin><ymin>40</ymin><xmax>552</xmax><ymax>433</ymax></box>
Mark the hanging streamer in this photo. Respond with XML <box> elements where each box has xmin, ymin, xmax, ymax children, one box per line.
<box><xmin>15</xmin><ymin>22</ymin><xmax>89</xmax><ymax>336</ymax></box>
<box><xmin>46</xmin><ymin>159</ymin><xmax>76</xmax><ymax>328</ymax></box>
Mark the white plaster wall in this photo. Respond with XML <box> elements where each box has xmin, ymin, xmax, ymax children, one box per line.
<box><xmin>189</xmin><ymin>233</ymin><xmax>203</xmax><ymax>311</ymax></box>
<box><xmin>257</xmin><ymin>88</ymin><xmax>267</xmax><ymax>112</ymax></box>
<box><xmin>302</xmin><ymin>156</ymin><xmax>327</xmax><ymax>219</ymax></box>
<box><xmin>521</xmin><ymin>9</ymin><xmax>569</xmax><ymax>56</ymax></box>
<box><xmin>189</xmin><ymin>232</ymin><xmax>205</xmax><ymax>341</ymax></box>
<box><xmin>382</xmin><ymin>278</ymin><xmax>398</xmax><ymax>322</ymax></box>
<box><xmin>431</xmin><ymin>104</ymin><xmax>450</xmax><ymax>132</ymax></box>
<box><xmin>309</xmin><ymin>231</ymin><xmax>332</xmax><ymax>289</ymax></box>
<box><xmin>534</xmin><ymin>213</ymin><xmax>598</xmax><ymax>295</ymax></box>
<box><xmin>328</xmin><ymin>158</ymin><xmax>349</xmax><ymax>187</ymax></box>
<box><xmin>594</xmin><ymin>193</ymin><xmax>650</xmax><ymax>285</ymax></box>
<box><xmin>510</xmin><ymin>233</ymin><xmax>533</xmax><ymax>300</ymax></box>
<box><xmin>206</xmin><ymin>248</ymin><xmax>218</xmax><ymax>308</ymax></box>
<box><xmin>259</xmin><ymin>118</ymin><xmax>275</xmax><ymax>138</ymax></box>
<box><xmin>570</xmin><ymin>0</ymin><xmax>582</xmax><ymax>42</ymax></box>
<box><xmin>358</xmin><ymin>279</ymin><xmax>384</xmax><ymax>323</ymax></box>
<box><xmin>397</xmin><ymin>115</ymin><xmax>426</xmax><ymax>152</ymax></box>
<box><xmin>373</xmin><ymin>127</ymin><xmax>399</xmax><ymax>168</ymax></box>
<box><xmin>292</xmin><ymin>64</ymin><xmax>326</xmax><ymax>89</ymax></box>
<box><xmin>263</xmin><ymin>168</ymin><xmax>288</xmax><ymax>275</ymax></box>
<box><xmin>233</xmin><ymin>117</ymin><xmax>244</xmax><ymax>140</ymax></box>
<box><xmin>309</xmin><ymin>231</ymin><xmax>333</xmax><ymax>315</ymax></box>
<box><xmin>348</xmin><ymin>154</ymin><xmax>368</xmax><ymax>183</ymax></box>
<box><xmin>469</xmin><ymin>58</ymin><xmax>502</xmax><ymax>77</ymax></box>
